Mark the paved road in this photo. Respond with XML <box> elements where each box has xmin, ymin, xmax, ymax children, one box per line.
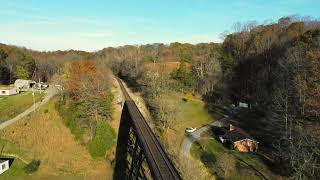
<box><xmin>181</xmin><ymin>106</ymin><xmax>242</xmax><ymax>155</ymax></box>
<box><xmin>0</xmin><ymin>86</ymin><xmax>58</xmax><ymax>130</ymax></box>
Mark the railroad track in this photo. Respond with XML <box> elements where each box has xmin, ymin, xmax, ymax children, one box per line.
<box><xmin>116</xmin><ymin>78</ymin><xmax>181</xmax><ymax>180</ymax></box>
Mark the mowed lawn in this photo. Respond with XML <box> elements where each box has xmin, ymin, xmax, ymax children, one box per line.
<box><xmin>0</xmin><ymin>139</ymin><xmax>36</xmax><ymax>180</ymax></box>
<box><xmin>0</xmin><ymin>91</ymin><xmax>45</xmax><ymax>122</ymax></box>
<box><xmin>0</xmin><ymin>98</ymin><xmax>113</xmax><ymax>179</ymax></box>
<box><xmin>191</xmin><ymin>138</ymin><xmax>279</xmax><ymax>179</ymax></box>
<box><xmin>162</xmin><ymin>92</ymin><xmax>215</xmax><ymax>151</ymax></box>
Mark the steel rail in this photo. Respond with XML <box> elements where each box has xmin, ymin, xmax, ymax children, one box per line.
<box><xmin>116</xmin><ymin>78</ymin><xmax>181</xmax><ymax>180</ymax></box>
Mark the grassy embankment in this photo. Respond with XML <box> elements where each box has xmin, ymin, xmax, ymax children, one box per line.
<box><xmin>0</xmin><ymin>91</ymin><xmax>45</xmax><ymax>122</ymax></box>
<box><xmin>56</xmin><ymin>101</ymin><xmax>116</xmax><ymax>159</ymax></box>
<box><xmin>0</xmin><ymin>98</ymin><xmax>114</xmax><ymax>179</ymax></box>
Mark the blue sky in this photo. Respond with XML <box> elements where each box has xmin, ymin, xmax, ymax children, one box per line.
<box><xmin>0</xmin><ymin>0</ymin><xmax>319</xmax><ymax>51</ymax></box>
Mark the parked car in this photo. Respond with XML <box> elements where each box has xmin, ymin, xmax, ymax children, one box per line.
<box><xmin>185</xmin><ymin>127</ymin><xmax>197</xmax><ymax>133</ymax></box>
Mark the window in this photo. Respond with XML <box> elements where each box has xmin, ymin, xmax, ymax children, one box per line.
<box><xmin>2</xmin><ymin>163</ymin><xmax>5</xmax><ymax>170</ymax></box>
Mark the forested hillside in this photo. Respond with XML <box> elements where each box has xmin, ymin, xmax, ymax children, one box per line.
<box><xmin>0</xmin><ymin>43</ymin><xmax>89</xmax><ymax>84</ymax></box>
<box><xmin>222</xmin><ymin>17</ymin><xmax>320</xmax><ymax>178</ymax></box>
<box><xmin>92</xmin><ymin>16</ymin><xmax>320</xmax><ymax>179</ymax></box>
<box><xmin>0</xmin><ymin>44</ymin><xmax>36</xmax><ymax>84</ymax></box>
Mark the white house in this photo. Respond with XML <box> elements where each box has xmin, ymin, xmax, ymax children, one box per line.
<box><xmin>0</xmin><ymin>86</ymin><xmax>20</xmax><ymax>96</ymax></box>
<box><xmin>14</xmin><ymin>79</ymin><xmax>36</xmax><ymax>90</ymax></box>
<box><xmin>0</xmin><ymin>159</ymin><xmax>9</xmax><ymax>175</ymax></box>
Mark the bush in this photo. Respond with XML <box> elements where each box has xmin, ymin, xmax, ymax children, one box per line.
<box><xmin>88</xmin><ymin>121</ymin><xmax>116</xmax><ymax>158</ymax></box>
<box><xmin>24</xmin><ymin>160</ymin><xmax>41</xmax><ymax>173</ymax></box>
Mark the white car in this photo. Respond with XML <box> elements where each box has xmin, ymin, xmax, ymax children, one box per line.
<box><xmin>185</xmin><ymin>127</ymin><xmax>197</xmax><ymax>133</ymax></box>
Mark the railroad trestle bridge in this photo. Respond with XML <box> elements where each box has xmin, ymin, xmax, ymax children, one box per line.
<box><xmin>113</xmin><ymin>78</ymin><xmax>181</xmax><ymax>180</ymax></box>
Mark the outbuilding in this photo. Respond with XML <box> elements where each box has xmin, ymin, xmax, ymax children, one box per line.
<box><xmin>14</xmin><ymin>79</ymin><xmax>36</xmax><ymax>90</ymax></box>
<box><xmin>0</xmin><ymin>159</ymin><xmax>10</xmax><ymax>174</ymax></box>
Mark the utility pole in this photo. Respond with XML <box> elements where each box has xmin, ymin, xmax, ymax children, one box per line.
<box><xmin>39</xmin><ymin>78</ymin><xmax>42</xmax><ymax>94</ymax></box>
<box><xmin>55</xmin><ymin>84</ymin><xmax>63</xmax><ymax>101</ymax></box>
<box><xmin>32</xmin><ymin>89</ymin><xmax>36</xmax><ymax>112</ymax></box>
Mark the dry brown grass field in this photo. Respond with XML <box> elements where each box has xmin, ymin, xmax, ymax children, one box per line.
<box><xmin>144</xmin><ymin>61</ymin><xmax>190</xmax><ymax>74</ymax></box>
<box><xmin>1</xmin><ymin>98</ymin><xmax>114</xmax><ymax>179</ymax></box>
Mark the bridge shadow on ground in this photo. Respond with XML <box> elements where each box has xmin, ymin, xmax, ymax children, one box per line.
<box><xmin>113</xmin><ymin>104</ymin><xmax>131</xmax><ymax>180</ymax></box>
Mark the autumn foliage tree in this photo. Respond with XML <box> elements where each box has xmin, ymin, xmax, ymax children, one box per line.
<box><xmin>64</xmin><ymin>60</ymin><xmax>113</xmax><ymax>142</ymax></box>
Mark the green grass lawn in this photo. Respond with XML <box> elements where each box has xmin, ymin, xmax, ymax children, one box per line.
<box><xmin>190</xmin><ymin>138</ymin><xmax>278</xmax><ymax>179</ymax></box>
<box><xmin>0</xmin><ymin>139</ymin><xmax>35</xmax><ymax>180</ymax></box>
<box><xmin>173</xmin><ymin>93</ymin><xmax>214</xmax><ymax>129</ymax></box>
<box><xmin>0</xmin><ymin>91</ymin><xmax>45</xmax><ymax>122</ymax></box>
<box><xmin>0</xmin><ymin>158</ymin><xmax>29</xmax><ymax>180</ymax></box>
<box><xmin>163</xmin><ymin>92</ymin><xmax>215</xmax><ymax>149</ymax></box>
<box><xmin>177</xmin><ymin>98</ymin><xmax>214</xmax><ymax>128</ymax></box>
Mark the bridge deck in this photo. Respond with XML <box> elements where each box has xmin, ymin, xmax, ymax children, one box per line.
<box><xmin>116</xmin><ymin>78</ymin><xmax>181</xmax><ymax>180</ymax></box>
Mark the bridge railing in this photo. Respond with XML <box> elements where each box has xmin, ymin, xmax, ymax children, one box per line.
<box><xmin>113</xmin><ymin>79</ymin><xmax>181</xmax><ymax>180</ymax></box>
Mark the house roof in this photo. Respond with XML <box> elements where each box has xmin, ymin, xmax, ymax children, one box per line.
<box><xmin>0</xmin><ymin>159</ymin><xmax>8</xmax><ymax>163</ymax></box>
<box><xmin>226</xmin><ymin>129</ymin><xmax>258</xmax><ymax>143</ymax></box>
<box><xmin>14</xmin><ymin>79</ymin><xmax>36</xmax><ymax>84</ymax></box>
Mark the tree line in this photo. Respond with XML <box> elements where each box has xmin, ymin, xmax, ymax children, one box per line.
<box><xmin>0</xmin><ymin>43</ymin><xmax>90</xmax><ymax>84</ymax></box>
<box><xmin>0</xmin><ymin>44</ymin><xmax>36</xmax><ymax>84</ymax></box>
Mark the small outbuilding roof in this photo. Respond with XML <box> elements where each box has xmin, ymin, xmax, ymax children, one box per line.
<box><xmin>0</xmin><ymin>159</ymin><xmax>8</xmax><ymax>163</ymax></box>
<box><xmin>14</xmin><ymin>79</ymin><xmax>36</xmax><ymax>83</ymax></box>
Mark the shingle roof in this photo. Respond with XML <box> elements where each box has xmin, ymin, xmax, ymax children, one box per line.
<box><xmin>0</xmin><ymin>159</ymin><xmax>8</xmax><ymax>163</ymax></box>
<box><xmin>226</xmin><ymin>129</ymin><xmax>258</xmax><ymax>143</ymax></box>
<box><xmin>226</xmin><ymin>131</ymin><xmax>247</xmax><ymax>142</ymax></box>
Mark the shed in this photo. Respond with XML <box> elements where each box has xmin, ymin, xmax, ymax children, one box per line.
<box><xmin>0</xmin><ymin>159</ymin><xmax>9</xmax><ymax>174</ymax></box>
<box><xmin>14</xmin><ymin>79</ymin><xmax>36</xmax><ymax>90</ymax></box>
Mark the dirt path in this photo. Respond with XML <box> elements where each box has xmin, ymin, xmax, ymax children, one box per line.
<box><xmin>110</xmin><ymin>76</ymin><xmax>124</xmax><ymax>132</ymax></box>
<box><xmin>0</xmin><ymin>86</ymin><xmax>59</xmax><ymax>130</ymax></box>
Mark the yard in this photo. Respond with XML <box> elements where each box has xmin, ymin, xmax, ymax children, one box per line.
<box><xmin>190</xmin><ymin>135</ymin><xmax>280</xmax><ymax>179</ymax></box>
<box><xmin>161</xmin><ymin>92</ymin><xmax>216</xmax><ymax>151</ymax></box>
<box><xmin>0</xmin><ymin>91</ymin><xmax>45</xmax><ymax>123</ymax></box>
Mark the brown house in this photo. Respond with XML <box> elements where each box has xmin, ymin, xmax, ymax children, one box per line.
<box><xmin>226</xmin><ymin>124</ymin><xmax>259</xmax><ymax>152</ymax></box>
